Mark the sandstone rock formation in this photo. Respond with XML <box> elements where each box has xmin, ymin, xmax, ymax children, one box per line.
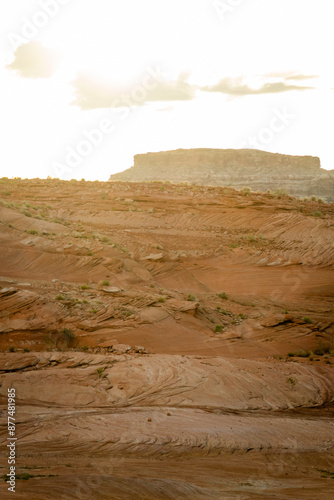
<box><xmin>109</xmin><ymin>149</ymin><xmax>334</xmax><ymax>201</ymax></box>
<box><xmin>0</xmin><ymin>178</ymin><xmax>333</xmax><ymax>499</ymax></box>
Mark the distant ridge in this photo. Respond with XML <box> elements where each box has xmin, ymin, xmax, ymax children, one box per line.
<box><xmin>109</xmin><ymin>149</ymin><xmax>334</xmax><ymax>201</ymax></box>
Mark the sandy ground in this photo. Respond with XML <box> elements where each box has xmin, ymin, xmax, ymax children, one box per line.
<box><xmin>0</xmin><ymin>178</ymin><xmax>333</xmax><ymax>499</ymax></box>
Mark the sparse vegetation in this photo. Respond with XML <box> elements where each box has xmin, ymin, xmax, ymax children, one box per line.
<box><xmin>9</xmin><ymin>346</ymin><xmax>15</xmax><ymax>352</ymax></box>
<box><xmin>214</xmin><ymin>325</ymin><xmax>223</xmax><ymax>333</ymax></box>
<box><xmin>101</xmin><ymin>280</ymin><xmax>110</xmax><ymax>286</ymax></box>
<box><xmin>247</xmin><ymin>234</ymin><xmax>257</xmax><ymax>242</ymax></box>
<box><xmin>287</xmin><ymin>377</ymin><xmax>296</xmax><ymax>386</ymax></box>
<box><xmin>314</xmin><ymin>342</ymin><xmax>330</xmax><ymax>356</ymax></box>
<box><xmin>61</xmin><ymin>328</ymin><xmax>77</xmax><ymax>348</ymax></box>
<box><xmin>317</xmin><ymin>469</ymin><xmax>334</xmax><ymax>479</ymax></box>
<box><xmin>218</xmin><ymin>292</ymin><xmax>228</xmax><ymax>300</ymax></box>
<box><xmin>55</xmin><ymin>294</ymin><xmax>65</xmax><ymax>301</ymax></box>
<box><xmin>188</xmin><ymin>294</ymin><xmax>197</xmax><ymax>302</ymax></box>
<box><xmin>303</xmin><ymin>317</ymin><xmax>312</xmax><ymax>324</ymax></box>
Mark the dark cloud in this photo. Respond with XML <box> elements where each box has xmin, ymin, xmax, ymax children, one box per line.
<box><xmin>202</xmin><ymin>78</ymin><xmax>314</xmax><ymax>96</ymax></box>
<box><xmin>71</xmin><ymin>73</ymin><xmax>195</xmax><ymax>110</ymax></box>
<box><xmin>6</xmin><ymin>42</ymin><xmax>59</xmax><ymax>79</ymax></box>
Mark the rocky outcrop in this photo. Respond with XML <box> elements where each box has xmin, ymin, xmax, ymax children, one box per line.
<box><xmin>109</xmin><ymin>149</ymin><xmax>334</xmax><ymax>201</ymax></box>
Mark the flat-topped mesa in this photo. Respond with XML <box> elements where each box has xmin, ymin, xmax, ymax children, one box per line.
<box><xmin>109</xmin><ymin>149</ymin><xmax>334</xmax><ymax>201</ymax></box>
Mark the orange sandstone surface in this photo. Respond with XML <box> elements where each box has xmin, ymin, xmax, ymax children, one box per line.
<box><xmin>0</xmin><ymin>178</ymin><xmax>333</xmax><ymax>499</ymax></box>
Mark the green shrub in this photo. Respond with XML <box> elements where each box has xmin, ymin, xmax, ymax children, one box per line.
<box><xmin>218</xmin><ymin>292</ymin><xmax>228</xmax><ymax>300</ymax></box>
<box><xmin>101</xmin><ymin>280</ymin><xmax>110</xmax><ymax>286</ymax></box>
<box><xmin>158</xmin><ymin>297</ymin><xmax>165</xmax><ymax>303</ymax></box>
<box><xmin>55</xmin><ymin>294</ymin><xmax>65</xmax><ymax>300</ymax></box>
<box><xmin>9</xmin><ymin>346</ymin><xmax>15</xmax><ymax>352</ymax></box>
<box><xmin>303</xmin><ymin>317</ymin><xmax>312</xmax><ymax>324</ymax></box>
<box><xmin>214</xmin><ymin>325</ymin><xmax>223</xmax><ymax>333</ymax></box>
<box><xmin>314</xmin><ymin>342</ymin><xmax>330</xmax><ymax>356</ymax></box>
<box><xmin>311</xmin><ymin>211</ymin><xmax>322</xmax><ymax>217</ymax></box>
<box><xmin>62</xmin><ymin>328</ymin><xmax>76</xmax><ymax>347</ymax></box>
<box><xmin>188</xmin><ymin>294</ymin><xmax>197</xmax><ymax>302</ymax></box>
<box><xmin>294</xmin><ymin>350</ymin><xmax>310</xmax><ymax>358</ymax></box>
<box><xmin>81</xmin><ymin>285</ymin><xmax>89</xmax><ymax>290</ymax></box>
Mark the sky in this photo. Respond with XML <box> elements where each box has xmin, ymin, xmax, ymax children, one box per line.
<box><xmin>0</xmin><ymin>0</ymin><xmax>333</xmax><ymax>180</ymax></box>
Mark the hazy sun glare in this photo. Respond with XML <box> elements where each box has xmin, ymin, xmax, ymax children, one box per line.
<box><xmin>1</xmin><ymin>0</ymin><xmax>333</xmax><ymax>180</ymax></box>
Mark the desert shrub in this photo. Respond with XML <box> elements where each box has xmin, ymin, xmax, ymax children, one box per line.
<box><xmin>26</xmin><ymin>229</ymin><xmax>38</xmax><ymax>235</ymax></box>
<box><xmin>101</xmin><ymin>280</ymin><xmax>110</xmax><ymax>286</ymax></box>
<box><xmin>311</xmin><ymin>211</ymin><xmax>322</xmax><ymax>217</ymax></box>
<box><xmin>274</xmin><ymin>188</ymin><xmax>288</xmax><ymax>197</ymax></box>
<box><xmin>158</xmin><ymin>297</ymin><xmax>165</xmax><ymax>303</ymax></box>
<box><xmin>188</xmin><ymin>294</ymin><xmax>197</xmax><ymax>302</ymax></box>
<box><xmin>294</xmin><ymin>350</ymin><xmax>310</xmax><ymax>358</ymax></box>
<box><xmin>9</xmin><ymin>346</ymin><xmax>15</xmax><ymax>352</ymax></box>
<box><xmin>303</xmin><ymin>317</ymin><xmax>312</xmax><ymax>324</ymax></box>
<box><xmin>214</xmin><ymin>325</ymin><xmax>223</xmax><ymax>333</ymax></box>
<box><xmin>287</xmin><ymin>377</ymin><xmax>295</xmax><ymax>386</ymax></box>
<box><xmin>22</xmin><ymin>210</ymin><xmax>32</xmax><ymax>217</ymax></box>
<box><xmin>314</xmin><ymin>342</ymin><xmax>330</xmax><ymax>356</ymax></box>
<box><xmin>55</xmin><ymin>294</ymin><xmax>65</xmax><ymax>300</ymax></box>
<box><xmin>248</xmin><ymin>234</ymin><xmax>257</xmax><ymax>242</ymax></box>
<box><xmin>218</xmin><ymin>292</ymin><xmax>228</xmax><ymax>300</ymax></box>
<box><xmin>61</xmin><ymin>328</ymin><xmax>76</xmax><ymax>348</ymax></box>
<box><xmin>81</xmin><ymin>285</ymin><xmax>89</xmax><ymax>290</ymax></box>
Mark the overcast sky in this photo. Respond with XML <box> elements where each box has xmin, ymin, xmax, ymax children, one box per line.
<box><xmin>1</xmin><ymin>0</ymin><xmax>333</xmax><ymax>180</ymax></box>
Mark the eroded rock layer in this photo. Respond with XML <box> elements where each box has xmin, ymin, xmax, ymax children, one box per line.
<box><xmin>0</xmin><ymin>178</ymin><xmax>333</xmax><ymax>499</ymax></box>
<box><xmin>109</xmin><ymin>149</ymin><xmax>334</xmax><ymax>201</ymax></box>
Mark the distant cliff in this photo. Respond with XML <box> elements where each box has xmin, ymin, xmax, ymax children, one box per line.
<box><xmin>109</xmin><ymin>149</ymin><xmax>334</xmax><ymax>201</ymax></box>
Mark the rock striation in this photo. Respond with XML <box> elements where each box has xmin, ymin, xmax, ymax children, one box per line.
<box><xmin>109</xmin><ymin>149</ymin><xmax>334</xmax><ymax>201</ymax></box>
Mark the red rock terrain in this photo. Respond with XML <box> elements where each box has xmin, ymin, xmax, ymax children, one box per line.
<box><xmin>0</xmin><ymin>178</ymin><xmax>333</xmax><ymax>499</ymax></box>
